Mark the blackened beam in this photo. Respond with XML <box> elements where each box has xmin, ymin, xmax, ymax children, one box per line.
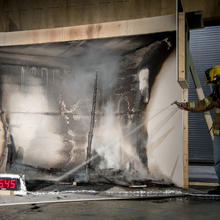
<box><xmin>86</xmin><ymin>73</ymin><xmax>98</xmax><ymax>174</ymax></box>
<box><xmin>0</xmin><ymin>51</ymin><xmax>71</xmax><ymax>70</ymax></box>
<box><xmin>15</xmin><ymin>161</ymin><xmax>62</xmax><ymax>174</ymax></box>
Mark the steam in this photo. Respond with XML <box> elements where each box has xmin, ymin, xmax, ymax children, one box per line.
<box><xmin>2</xmin><ymin>74</ymin><xmax>64</xmax><ymax>169</ymax></box>
<box><xmin>58</xmin><ymin>41</ymin><xmax>123</xmax><ymax>167</ymax></box>
<box><xmin>69</xmin><ymin>40</ymin><xmax>121</xmax><ymax>97</ymax></box>
<box><xmin>93</xmin><ymin>102</ymin><xmax>148</xmax><ymax>177</ymax></box>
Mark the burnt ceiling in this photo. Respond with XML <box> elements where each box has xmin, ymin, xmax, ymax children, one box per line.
<box><xmin>0</xmin><ymin>32</ymin><xmax>174</xmax><ymax>70</ymax></box>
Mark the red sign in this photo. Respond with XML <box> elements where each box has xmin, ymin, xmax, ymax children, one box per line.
<box><xmin>0</xmin><ymin>179</ymin><xmax>16</xmax><ymax>189</ymax></box>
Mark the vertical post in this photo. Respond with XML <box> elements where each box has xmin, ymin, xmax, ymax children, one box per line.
<box><xmin>0</xmin><ymin>114</ymin><xmax>6</xmax><ymax>172</ymax></box>
<box><xmin>86</xmin><ymin>73</ymin><xmax>98</xmax><ymax>178</ymax></box>
<box><xmin>183</xmin><ymin>89</ymin><xmax>189</xmax><ymax>188</ymax></box>
<box><xmin>0</xmin><ymin>113</ymin><xmax>9</xmax><ymax>172</ymax></box>
<box><xmin>178</xmin><ymin>12</ymin><xmax>188</xmax><ymax>88</ymax></box>
<box><xmin>178</xmin><ymin>9</ymin><xmax>189</xmax><ymax>188</ymax></box>
<box><xmin>0</xmin><ymin>69</ymin><xmax>8</xmax><ymax>172</ymax></box>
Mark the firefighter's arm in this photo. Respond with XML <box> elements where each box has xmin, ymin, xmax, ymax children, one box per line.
<box><xmin>176</xmin><ymin>96</ymin><xmax>214</xmax><ymax>112</ymax></box>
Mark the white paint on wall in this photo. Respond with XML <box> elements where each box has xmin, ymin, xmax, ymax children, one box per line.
<box><xmin>138</xmin><ymin>68</ymin><xmax>149</xmax><ymax>103</ymax></box>
<box><xmin>145</xmin><ymin>50</ymin><xmax>184</xmax><ymax>187</ymax></box>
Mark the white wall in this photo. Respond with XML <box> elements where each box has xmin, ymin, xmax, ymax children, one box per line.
<box><xmin>145</xmin><ymin>50</ymin><xmax>184</xmax><ymax>187</ymax></box>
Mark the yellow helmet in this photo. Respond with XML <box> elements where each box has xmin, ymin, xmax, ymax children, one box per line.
<box><xmin>205</xmin><ymin>66</ymin><xmax>220</xmax><ymax>83</ymax></box>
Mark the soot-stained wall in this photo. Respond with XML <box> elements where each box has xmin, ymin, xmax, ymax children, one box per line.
<box><xmin>0</xmin><ymin>32</ymin><xmax>177</xmax><ymax>185</ymax></box>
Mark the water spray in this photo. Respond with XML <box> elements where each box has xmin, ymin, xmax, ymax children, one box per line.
<box><xmin>49</xmin><ymin>103</ymin><xmax>177</xmax><ymax>183</ymax></box>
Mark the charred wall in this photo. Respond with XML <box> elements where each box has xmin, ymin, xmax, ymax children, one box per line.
<box><xmin>0</xmin><ymin>31</ymin><xmax>176</xmax><ymax>184</ymax></box>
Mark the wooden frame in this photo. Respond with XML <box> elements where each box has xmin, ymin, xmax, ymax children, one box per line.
<box><xmin>0</xmin><ymin>15</ymin><xmax>175</xmax><ymax>47</ymax></box>
<box><xmin>177</xmin><ymin>0</ymin><xmax>215</xmax><ymax>187</ymax></box>
<box><xmin>183</xmin><ymin>88</ymin><xmax>189</xmax><ymax>188</ymax></box>
<box><xmin>178</xmin><ymin>12</ymin><xmax>189</xmax><ymax>89</ymax></box>
<box><xmin>189</xmin><ymin>182</ymin><xmax>219</xmax><ymax>187</ymax></box>
<box><xmin>177</xmin><ymin>10</ymin><xmax>189</xmax><ymax>188</ymax></box>
<box><xmin>0</xmin><ymin>14</ymin><xmax>189</xmax><ymax>187</ymax></box>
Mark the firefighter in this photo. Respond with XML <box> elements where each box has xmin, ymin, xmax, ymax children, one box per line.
<box><xmin>176</xmin><ymin>66</ymin><xmax>220</xmax><ymax>194</ymax></box>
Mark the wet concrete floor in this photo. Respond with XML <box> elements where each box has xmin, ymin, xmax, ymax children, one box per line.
<box><xmin>1</xmin><ymin>198</ymin><xmax>220</xmax><ymax>220</ymax></box>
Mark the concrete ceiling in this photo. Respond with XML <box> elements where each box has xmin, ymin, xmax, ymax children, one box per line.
<box><xmin>1</xmin><ymin>0</ymin><xmax>220</xmax><ymax>32</ymax></box>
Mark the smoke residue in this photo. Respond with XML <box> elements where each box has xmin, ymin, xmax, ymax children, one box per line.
<box><xmin>0</xmin><ymin>32</ymin><xmax>176</xmax><ymax>184</ymax></box>
<box><xmin>1</xmin><ymin>74</ymin><xmax>64</xmax><ymax>169</ymax></box>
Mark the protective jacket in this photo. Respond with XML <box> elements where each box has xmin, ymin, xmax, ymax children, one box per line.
<box><xmin>183</xmin><ymin>83</ymin><xmax>220</xmax><ymax>136</ymax></box>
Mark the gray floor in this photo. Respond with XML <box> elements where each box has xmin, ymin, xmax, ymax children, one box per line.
<box><xmin>0</xmin><ymin>186</ymin><xmax>186</xmax><ymax>206</ymax></box>
<box><xmin>1</xmin><ymin>198</ymin><xmax>220</xmax><ymax>220</ymax></box>
<box><xmin>1</xmin><ymin>183</ymin><xmax>220</xmax><ymax>219</ymax></box>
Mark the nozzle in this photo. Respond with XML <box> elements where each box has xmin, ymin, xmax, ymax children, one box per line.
<box><xmin>171</xmin><ymin>101</ymin><xmax>182</xmax><ymax>108</ymax></box>
<box><xmin>171</xmin><ymin>101</ymin><xmax>178</xmax><ymax>106</ymax></box>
